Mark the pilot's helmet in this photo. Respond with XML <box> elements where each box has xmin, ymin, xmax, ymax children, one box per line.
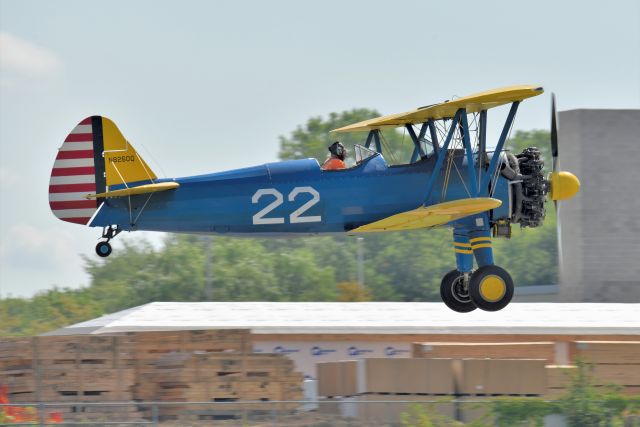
<box><xmin>328</xmin><ymin>141</ymin><xmax>346</xmax><ymax>160</ymax></box>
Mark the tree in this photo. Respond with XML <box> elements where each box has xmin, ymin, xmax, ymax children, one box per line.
<box><xmin>336</xmin><ymin>282</ymin><xmax>372</xmax><ymax>302</ymax></box>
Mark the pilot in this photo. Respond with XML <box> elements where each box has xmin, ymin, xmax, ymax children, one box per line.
<box><xmin>321</xmin><ymin>141</ymin><xmax>347</xmax><ymax>170</ymax></box>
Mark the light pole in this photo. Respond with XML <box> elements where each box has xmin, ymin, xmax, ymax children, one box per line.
<box><xmin>204</xmin><ymin>235</ymin><xmax>214</xmax><ymax>301</ymax></box>
<box><xmin>356</xmin><ymin>237</ymin><xmax>364</xmax><ymax>289</ymax></box>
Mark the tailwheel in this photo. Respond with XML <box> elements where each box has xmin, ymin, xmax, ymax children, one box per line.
<box><xmin>440</xmin><ymin>269</ymin><xmax>477</xmax><ymax>313</ymax></box>
<box><xmin>95</xmin><ymin>241</ymin><xmax>112</xmax><ymax>258</ymax></box>
<box><xmin>95</xmin><ymin>225</ymin><xmax>121</xmax><ymax>258</ymax></box>
<box><xmin>469</xmin><ymin>265</ymin><xmax>514</xmax><ymax>311</ymax></box>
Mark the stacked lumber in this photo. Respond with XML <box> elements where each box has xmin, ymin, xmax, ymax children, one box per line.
<box><xmin>134</xmin><ymin>331</ymin><xmax>301</xmax><ymax>422</ymax></box>
<box><xmin>318</xmin><ymin>358</ymin><xmax>456</xmax><ymax>397</ymax></box>
<box><xmin>453</xmin><ymin>358</ymin><xmax>546</xmax><ymax>396</ymax></box>
<box><xmin>0</xmin><ymin>335</ymin><xmax>136</xmax><ymax>402</ymax></box>
<box><xmin>131</xmin><ymin>330</ymin><xmax>302</xmax><ymax>422</ymax></box>
<box><xmin>1</xmin><ymin>330</ymin><xmax>305</xmax><ymax>423</ymax></box>
<box><xmin>139</xmin><ymin>352</ymin><xmax>303</xmax><ymax>400</ymax></box>
<box><xmin>318</xmin><ymin>358</ymin><xmax>547</xmax><ymax>424</ymax></box>
<box><xmin>131</xmin><ymin>329</ymin><xmax>252</xmax><ymax>401</ymax></box>
<box><xmin>412</xmin><ymin>341</ymin><xmax>556</xmax><ymax>362</ymax></box>
<box><xmin>544</xmin><ymin>341</ymin><xmax>640</xmax><ymax>397</ymax></box>
<box><xmin>318</xmin><ymin>358</ymin><xmax>458</xmax><ymax>422</ymax></box>
<box><xmin>569</xmin><ymin>341</ymin><xmax>640</xmax><ymax>365</ymax></box>
<box><xmin>0</xmin><ymin>335</ymin><xmax>142</xmax><ymax>422</ymax></box>
<box><xmin>318</xmin><ymin>358</ymin><xmax>547</xmax><ymax>398</ymax></box>
<box><xmin>545</xmin><ymin>365</ymin><xmax>577</xmax><ymax>398</ymax></box>
<box><xmin>139</xmin><ymin>351</ymin><xmax>303</xmax><ymax>421</ymax></box>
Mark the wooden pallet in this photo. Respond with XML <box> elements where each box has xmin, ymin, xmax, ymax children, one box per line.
<box><xmin>1</xmin><ymin>329</ymin><xmax>304</xmax><ymax>424</ymax></box>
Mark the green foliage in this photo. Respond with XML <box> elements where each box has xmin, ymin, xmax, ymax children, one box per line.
<box><xmin>399</xmin><ymin>363</ymin><xmax>640</xmax><ymax>426</ymax></box>
<box><xmin>0</xmin><ymin>287</ymin><xmax>104</xmax><ymax>336</ymax></box>
<box><xmin>489</xmin><ymin>398</ymin><xmax>558</xmax><ymax>427</ymax></box>
<box><xmin>400</xmin><ymin>402</ymin><xmax>464</xmax><ymax>427</ymax></box>
<box><xmin>486</xmin><ymin>361</ymin><xmax>638</xmax><ymax>427</ymax></box>
<box><xmin>559</xmin><ymin>361</ymin><xmax>631</xmax><ymax>427</ymax></box>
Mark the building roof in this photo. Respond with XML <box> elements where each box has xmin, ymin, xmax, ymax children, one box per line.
<box><xmin>44</xmin><ymin>302</ymin><xmax>640</xmax><ymax>336</ymax></box>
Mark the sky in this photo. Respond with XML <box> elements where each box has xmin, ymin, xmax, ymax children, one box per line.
<box><xmin>0</xmin><ymin>0</ymin><xmax>639</xmax><ymax>298</ymax></box>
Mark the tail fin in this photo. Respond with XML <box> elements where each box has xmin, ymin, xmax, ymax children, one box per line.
<box><xmin>49</xmin><ymin>116</ymin><xmax>157</xmax><ymax>225</ymax></box>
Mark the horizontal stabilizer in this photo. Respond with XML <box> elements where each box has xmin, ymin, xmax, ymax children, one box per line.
<box><xmin>352</xmin><ymin>198</ymin><xmax>502</xmax><ymax>233</ymax></box>
<box><xmin>333</xmin><ymin>85</ymin><xmax>543</xmax><ymax>133</ymax></box>
<box><xmin>85</xmin><ymin>182</ymin><xmax>179</xmax><ymax>199</ymax></box>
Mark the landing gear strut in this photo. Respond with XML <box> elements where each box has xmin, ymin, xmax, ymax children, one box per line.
<box><xmin>443</xmin><ymin>218</ymin><xmax>514</xmax><ymax>312</ymax></box>
<box><xmin>95</xmin><ymin>225</ymin><xmax>121</xmax><ymax>258</ymax></box>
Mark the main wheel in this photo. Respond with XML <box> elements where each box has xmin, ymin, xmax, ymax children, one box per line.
<box><xmin>96</xmin><ymin>241</ymin><xmax>112</xmax><ymax>258</ymax></box>
<box><xmin>440</xmin><ymin>269</ymin><xmax>476</xmax><ymax>313</ymax></box>
<box><xmin>469</xmin><ymin>265</ymin><xmax>514</xmax><ymax>311</ymax></box>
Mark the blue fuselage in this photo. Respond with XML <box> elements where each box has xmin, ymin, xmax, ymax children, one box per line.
<box><xmin>91</xmin><ymin>153</ymin><xmax>511</xmax><ymax>234</ymax></box>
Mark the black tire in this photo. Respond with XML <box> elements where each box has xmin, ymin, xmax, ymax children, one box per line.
<box><xmin>440</xmin><ymin>269</ymin><xmax>476</xmax><ymax>313</ymax></box>
<box><xmin>96</xmin><ymin>241</ymin><xmax>112</xmax><ymax>258</ymax></box>
<box><xmin>469</xmin><ymin>265</ymin><xmax>514</xmax><ymax>311</ymax></box>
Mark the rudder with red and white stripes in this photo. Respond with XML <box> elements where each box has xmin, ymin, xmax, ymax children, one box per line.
<box><xmin>48</xmin><ymin>117</ymin><xmax>105</xmax><ymax>225</ymax></box>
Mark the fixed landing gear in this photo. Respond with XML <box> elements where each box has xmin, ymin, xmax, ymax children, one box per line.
<box><xmin>95</xmin><ymin>225</ymin><xmax>121</xmax><ymax>258</ymax></box>
<box><xmin>440</xmin><ymin>270</ymin><xmax>476</xmax><ymax>313</ymax></box>
<box><xmin>440</xmin><ymin>266</ymin><xmax>514</xmax><ymax>313</ymax></box>
<box><xmin>444</xmin><ymin>222</ymin><xmax>514</xmax><ymax>312</ymax></box>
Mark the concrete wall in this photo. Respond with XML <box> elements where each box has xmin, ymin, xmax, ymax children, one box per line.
<box><xmin>557</xmin><ymin>109</ymin><xmax>640</xmax><ymax>302</ymax></box>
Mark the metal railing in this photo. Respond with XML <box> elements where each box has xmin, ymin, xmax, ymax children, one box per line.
<box><xmin>1</xmin><ymin>399</ymin><xmax>570</xmax><ymax>426</ymax></box>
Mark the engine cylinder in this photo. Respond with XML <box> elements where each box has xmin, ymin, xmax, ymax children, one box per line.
<box><xmin>514</xmin><ymin>147</ymin><xmax>548</xmax><ymax>228</ymax></box>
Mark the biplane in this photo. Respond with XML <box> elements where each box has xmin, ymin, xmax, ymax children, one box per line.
<box><xmin>48</xmin><ymin>85</ymin><xmax>579</xmax><ymax>312</ymax></box>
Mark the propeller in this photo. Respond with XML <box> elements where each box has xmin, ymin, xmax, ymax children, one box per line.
<box><xmin>550</xmin><ymin>93</ymin><xmax>562</xmax><ymax>273</ymax></box>
<box><xmin>548</xmin><ymin>93</ymin><xmax>579</xmax><ymax>203</ymax></box>
<box><xmin>550</xmin><ymin>93</ymin><xmax>559</xmax><ymax>211</ymax></box>
<box><xmin>551</xmin><ymin>93</ymin><xmax>559</xmax><ymax>173</ymax></box>
<box><xmin>547</xmin><ymin>93</ymin><xmax>580</xmax><ymax>279</ymax></box>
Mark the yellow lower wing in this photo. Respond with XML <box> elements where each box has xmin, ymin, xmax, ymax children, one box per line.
<box><xmin>352</xmin><ymin>198</ymin><xmax>502</xmax><ymax>233</ymax></box>
<box><xmin>85</xmin><ymin>182</ymin><xmax>179</xmax><ymax>199</ymax></box>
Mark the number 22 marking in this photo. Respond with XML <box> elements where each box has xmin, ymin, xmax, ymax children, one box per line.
<box><xmin>252</xmin><ymin>186</ymin><xmax>321</xmax><ymax>225</ymax></box>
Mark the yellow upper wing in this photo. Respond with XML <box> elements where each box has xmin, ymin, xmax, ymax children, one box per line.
<box><xmin>351</xmin><ymin>198</ymin><xmax>502</xmax><ymax>233</ymax></box>
<box><xmin>333</xmin><ymin>85</ymin><xmax>543</xmax><ymax>133</ymax></box>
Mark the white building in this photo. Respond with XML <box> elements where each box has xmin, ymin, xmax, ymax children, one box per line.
<box><xmin>46</xmin><ymin>302</ymin><xmax>640</xmax><ymax>378</ymax></box>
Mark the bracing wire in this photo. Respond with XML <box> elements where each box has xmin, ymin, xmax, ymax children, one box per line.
<box><xmin>489</xmin><ymin>117</ymin><xmax>516</xmax><ymax>198</ymax></box>
<box><xmin>378</xmin><ymin>131</ymin><xmax>399</xmax><ymax>164</ymax></box>
<box><xmin>140</xmin><ymin>142</ymin><xmax>167</xmax><ymax>181</ymax></box>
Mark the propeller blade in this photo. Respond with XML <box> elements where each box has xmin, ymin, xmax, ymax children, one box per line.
<box><xmin>555</xmin><ymin>199</ymin><xmax>564</xmax><ymax>278</ymax></box>
<box><xmin>551</xmin><ymin>93</ymin><xmax>559</xmax><ymax>172</ymax></box>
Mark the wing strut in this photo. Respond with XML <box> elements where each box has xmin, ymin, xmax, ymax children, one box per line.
<box><xmin>363</xmin><ymin>129</ymin><xmax>383</xmax><ymax>154</ymax></box>
<box><xmin>479</xmin><ymin>102</ymin><xmax>519</xmax><ymax>191</ymax></box>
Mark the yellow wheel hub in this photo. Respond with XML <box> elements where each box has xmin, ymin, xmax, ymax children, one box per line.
<box><xmin>479</xmin><ymin>275</ymin><xmax>506</xmax><ymax>302</ymax></box>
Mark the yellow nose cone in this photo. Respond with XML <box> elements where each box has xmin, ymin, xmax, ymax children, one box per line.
<box><xmin>550</xmin><ymin>171</ymin><xmax>580</xmax><ymax>201</ymax></box>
